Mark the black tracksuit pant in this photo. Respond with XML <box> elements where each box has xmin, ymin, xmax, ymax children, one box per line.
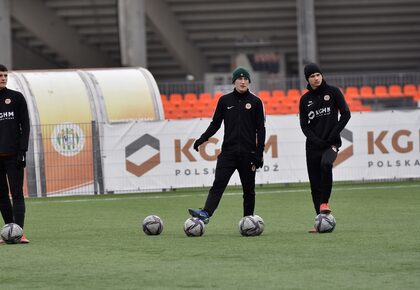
<box><xmin>306</xmin><ymin>147</ymin><xmax>337</xmax><ymax>215</ymax></box>
<box><xmin>203</xmin><ymin>152</ymin><xmax>256</xmax><ymax>217</ymax></box>
<box><xmin>0</xmin><ymin>155</ymin><xmax>26</xmax><ymax>228</ymax></box>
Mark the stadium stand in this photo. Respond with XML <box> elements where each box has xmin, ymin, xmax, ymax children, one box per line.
<box><xmin>160</xmin><ymin>83</ymin><xmax>420</xmax><ymax>119</ymax></box>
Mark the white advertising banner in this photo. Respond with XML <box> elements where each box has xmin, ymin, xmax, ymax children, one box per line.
<box><xmin>102</xmin><ymin>110</ymin><xmax>420</xmax><ymax>193</ymax></box>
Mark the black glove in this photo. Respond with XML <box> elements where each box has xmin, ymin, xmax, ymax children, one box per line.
<box><xmin>252</xmin><ymin>154</ymin><xmax>264</xmax><ymax>169</ymax></box>
<box><xmin>17</xmin><ymin>151</ymin><xmax>26</xmax><ymax>168</ymax></box>
<box><xmin>193</xmin><ymin>138</ymin><xmax>205</xmax><ymax>152</ymax></box>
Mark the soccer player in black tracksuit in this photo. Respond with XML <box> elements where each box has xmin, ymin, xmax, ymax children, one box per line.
<box><xmin>188</xmin><ymin>67</ymin><xmax>266</xmax><ymax>224</ymax></box>
<box><xmin>299</xmin><ymin>63</ymin><xmax>351</xmax><ymax>233</ymax></box>
<box><xmin>0</xmin><ymin>64</ymin><xmax>31</xmax><ymax>243</ymax></box>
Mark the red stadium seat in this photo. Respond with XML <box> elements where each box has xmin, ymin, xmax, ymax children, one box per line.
<box><xmin>403</xmin><ymin>84</ymin><xmax>417</xmax><ymax>96</ymax></box>
<box><xmin>345</xmin><ymin>87</ymin><xmax>359</xmax><ymax>97</ymax></box>
<box><xmin>360</xmin><ymin>86</ymin><xmax>374</xmax><ymax>98</ymax></box>
<box><xmin>199</xmin><ymin>93</ymin><xmax>212</xmax><ymax>102</ymax></box>
<box><xmin>388</xmin><ymin>85</ymin><xmax>403</xmax><ymax>97</ymax></box>
<box><xmin>169</xmin><ymin>93</ymin><xmax>183</xmax><ymax>108</ymax></box>
<box><xmin>258</xmin><ymin>90</ymin><xmax>272</xmax><ymax>104</ymax></box>
<box><xmin>183</xmin><ymin>93</ymin><xmax>198</xmax><ymax>108</ymax></box>
<box><xmin>374</xmin><ymin>85</ymin><xmax>388</xmax><ymax>97</ymax></box>
<box><xmin>272</xmin><ymin>90</ymin><xmax>286</xmax><ymax>100</ymax></box>
<box><xmin>287</xmin><ymin>89</ymin><xmax>301</xmax><ymax>99</ymax></box>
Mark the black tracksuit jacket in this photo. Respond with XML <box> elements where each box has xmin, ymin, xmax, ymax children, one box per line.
<box><xmin>199</xmin><ymin>89</ymin><xmax>266</xmax><ymax>156</ymax></box>
<box><xmin>299</xmin><ymin>80</ymin><xmax>351</xmax><ymax>150</ymax></box>
<box><xmin>0</xmin><ymin>87</ymin><xmax>30</xmax><ymax>154</ymax></box>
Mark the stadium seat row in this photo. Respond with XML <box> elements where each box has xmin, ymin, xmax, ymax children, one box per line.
<box><xmin>161</xmin><ymin>84</ymin><xmax>420</xmax><ymax>119</ymax></box>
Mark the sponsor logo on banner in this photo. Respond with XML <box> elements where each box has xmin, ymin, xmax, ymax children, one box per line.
<box><xmin>125</xmin><ymin>134</ymin><xmax>160</xmax><ymax>177</ymax></box>
<box><xmin>124</xmin><ymin>133</ymin><xmax>281</xmax><ymax>178</ymax></box>
<box><xmin>51</xmin><ymin>123</ymin><xmax>85</xmax><ymax>156</ymax></box>
<box><xmin>172</xmin><ymin>135</ymin><xmax>280</xmax><ymax>176</ymax></box>
<box><xmin>367</xmin><ymin>129</ymin><xmax>420</xmax><ymax>168</ymax></box>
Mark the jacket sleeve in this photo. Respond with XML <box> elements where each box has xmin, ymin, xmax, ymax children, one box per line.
<box><xmin>18</xmin><ymin>93</ymin><xmax>30</xmax><ymax>152</ymax></box>
<box><xmin>255</xmin><ymin>99</ymin><xmax>266</xmax><ymax>156</ymax></box>
<box><xmin>200</xmin><ymin>97</ymin><xmax>223</xmax><ymax>141</ymax></box>
<box><xmin>327</xmin><ymin>88</ymin><xmax>351</xmax><ymax>142</ymax></box>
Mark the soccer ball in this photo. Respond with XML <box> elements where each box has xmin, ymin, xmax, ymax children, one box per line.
<box><xmin>239</xmin><ymin>215</ymin><xmax>264</xmax><ymax>236</ymax></box>
<box><xmin>253</xmin><ymin>214</ymin><xmax>265</xmax><ymax>233</ymax></box>
<box><xmin>314</xmin><ymin>213</ymin><xmax>336</xmax><ymax>233</ymax></box>
<box><xmin>1</xmin><ymin>223</ymin><xmax>23</xmax><ymax>244</ymax></box>
<box><xmin>142</xmin><ymin>215</ymin><xmax>163</xmax><ymax>235</ymax></box>
<box><xmin>183</xmin><ymin>217</ymin><xmax>205</xmax><ymax>237</ymax></box>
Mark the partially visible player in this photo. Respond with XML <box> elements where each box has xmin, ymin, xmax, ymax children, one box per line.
<box><xmin>299</xmin><ymin>63</ymin><xmax>351</xmax><ymax>233</ymax></box>
<box><xmin>0</xmin><ymin>64</ymin><xmax>31</xmax><ymax>244</ymax></box>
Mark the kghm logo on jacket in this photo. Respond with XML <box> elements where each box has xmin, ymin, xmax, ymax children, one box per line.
<box><xmin>51</xmin><ymin>123</ymin><xmax>85</xmax><ymax>156</ymax></box>
<box><xmin>0</xmin><ymin>111</ymin><xmax>14</xmax><ymax>121</ymax></box>
<box><xmin>308</xmin><ymin>107</ymin><xmax>331</xmax><ymax>120</ymax></box>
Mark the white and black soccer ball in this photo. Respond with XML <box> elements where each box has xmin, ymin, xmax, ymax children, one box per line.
<box><xmin>314</xmin><ymin>213</ymin><xmax>336</xmax><ymax>233</ymax></box>
<box><xmin>142</xmin><ymin>215</ymin><xmax>164</xmax><ymax>235</ymax></box>
<box><xmin>253</xmin><ymin>215</ymin><xmax>265</xmax><ymax>233</ymax></box>
<box><xmin>1</xmin><ymin>223</ymin><xmax>23</xmax><ymax>244</ymax></box>
<box><xmin>239</xmin><ymin>215</ymin><xmax>264</xmax><ymax>237</ymax></box>
<box><xmin>183</xmin><ymin>217</ymin><xmax>205</xmax><ymax>237</ymax></box>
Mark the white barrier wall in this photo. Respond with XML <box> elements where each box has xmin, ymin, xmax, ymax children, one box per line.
<box><xmin>102</xmin><ymin>110</ymin><xmax>420</xmax><ymax>193</ymax></box>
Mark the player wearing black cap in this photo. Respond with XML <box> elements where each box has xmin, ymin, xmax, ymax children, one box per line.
<box><xmin>299</xmin><ymin>63</ymin><xmax>351</xmax><ymax>233</ymax></box>
<box><xmin>0</xmin><ymin>64</ymin><xmax>30</xmax><ymax>243</ymax></box>
<box><xmin>188</xmin><ymin>67</ymin><xmax>266</xmax><ymax>224</ymax></box>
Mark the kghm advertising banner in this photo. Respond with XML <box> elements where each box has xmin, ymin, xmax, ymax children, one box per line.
<box><xmin>102</xmin><ymin>110</ymin><xmax>420</xmax><ymax>193</ymax></box>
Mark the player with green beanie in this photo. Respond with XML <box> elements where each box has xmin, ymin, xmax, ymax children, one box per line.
<box><xmin>188</xmin><ymin>66</ymin><xmax>265</xmax><ymax>225</ymax></box>
<box><xmin>231</xmin><ymin>67</ymin><xmax>251</xmax><ymax>83</ymax></box>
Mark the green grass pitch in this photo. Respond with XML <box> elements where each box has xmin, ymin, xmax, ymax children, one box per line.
<box><xmin>2</xmin><ymin>180</ymin><xmax>420</xmax><ymax>290</ymax></box>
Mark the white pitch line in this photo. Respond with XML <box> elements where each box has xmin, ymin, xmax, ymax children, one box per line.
<box><xmin>28</xmin><ymin>183</ymin><xmax>420</xmax><ymax>205</ymax></box>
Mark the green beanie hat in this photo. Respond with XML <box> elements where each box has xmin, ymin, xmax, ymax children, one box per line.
<box><xmin>232</xmin><ymin>67</ymin><xmax>251</xmax><ymax>83</ymax></box>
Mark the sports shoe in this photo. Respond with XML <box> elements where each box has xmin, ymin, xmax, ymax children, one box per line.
<box><xmin>308</xmin><ymin>227</ymin><xmax>317</xmax><ymax>234</ymax></box>
<box><xmin>20</xmin><ymin>235</ymin><xmax>30</xmax><ymax>244</ymax></box>
<box><xmin>0</xmin><ymin>239</ymin><xmax>5</xmax><ymax>244</ymax></box>
<box><xmin>188</xmin><ymin>208</ymin><xmax>210</xmax><ymax>224</ymax></box>
<box><xmin>320</xmin><ymin>203</ymin><xmax>331</xmax><ymax>214</ymax></box>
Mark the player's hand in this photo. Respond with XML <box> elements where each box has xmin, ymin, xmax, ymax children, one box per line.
<box><xmin>193</xmin><ymin>138</ymin><xmax>205</xmax><ymax>152</ymax></box>
<box><xmin>17</xmin><ymin>151</ymin><xmax>26</xmax><ymax>168</ymax></box>
<box><xmin>252</xmin><ymin>154</ymin><xmax>264</xmax><ymax>169</ymax></box>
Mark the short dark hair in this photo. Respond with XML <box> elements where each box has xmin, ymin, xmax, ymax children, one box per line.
<box><xmin>0</xmin><ymin>64</ymin><xmax>8</xmax><ymax>72</ymax></box>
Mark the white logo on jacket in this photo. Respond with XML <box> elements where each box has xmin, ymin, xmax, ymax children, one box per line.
<box><xmin>308</xmin><ymin>107</ymin><xmax>331</xmax><ymax>120</ymax></box>
<box><xmin>0</xmin><ymin>111</ymin><xmax>14</xmax><ymax>120</ymax></box>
